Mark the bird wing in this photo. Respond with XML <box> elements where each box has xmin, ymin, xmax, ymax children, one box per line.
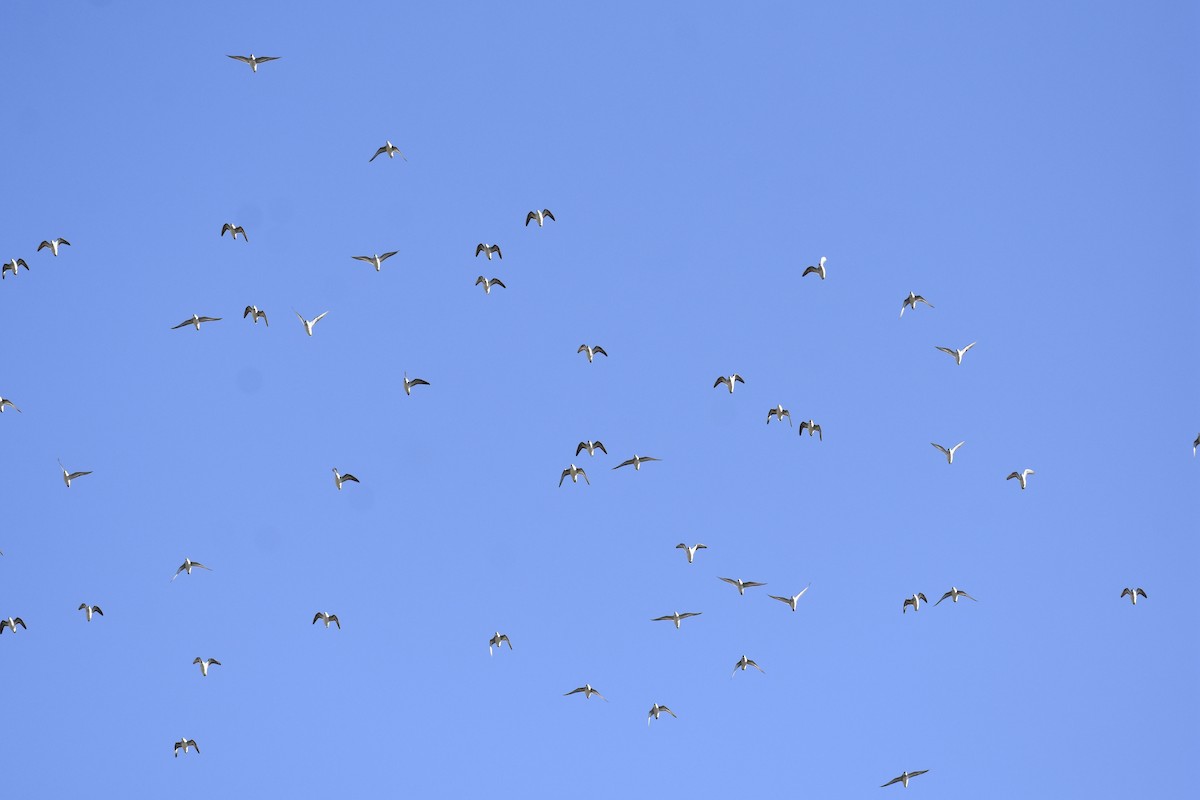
<box><xmin>575</xmin><ymin>442</ymin><xmax>588</xmax><ymax>456</ymax></box>
<box><xmin>1006</xmin><ymin>472</ymin><xmax>1019</xmax><ymax>480</ymax></box>
<box><xmin>951</xmin><ymin>442</ymin><xmax>965</xmax><ymax>453</ymax></box>
<box><xmin>733</xmin><ymin>374</ymin><xmax>744</xmax><ymax>384</ymax></box>
<box><xmin>909</xmin><ymin>770</ymin><xmax>928</xmax><ymax>778</ymax></box>
<box><xmin>228</xmin><ymin>55</ymin><xmax>252</xmax><ymax>64</ymax></box>
<box><xmin>559</xmin><ymin>469</ymin><xmax>569</xmax><ymax>487</ymax></box>
<box><xmin>961</xmin><ymin>592</ymin><xmax>977</xmax><ymax>601</ymax></box>
<box><xmin>352</xmin><ymin>256</ymin><xmax>375</xmax><ymax>264</ymax></box>
<box><xmin>491</xmin><ymin>279</ymin><xmax>506</xmax><ymax>288</ymax></box>
<box><xmin>525</xmin><ymin>212</ymin><xmax>536</xmax><ymax>226</ymax></box>
<box><xmin>543</xmin><ymin>210</ymin><xmax>555</xmax><ymax>220</ymax></box>
<box><xmin>38</xmin><ymin>241</ymin><xmax>50</xmax><ymax>251</ymax></box>
<box><xmin>492</xmin><ymin>245</ymin><xmax>502</xmax><ymax>258</ymax></box>
<box><xmin>94</xmin><ymin>607</ymin><xmax>103</xmax><ymax>616</ymax></box>
<box><xmin>13</xmin><ymin>618</ymin><xmax>25</xmax><ymax>629</ymax></box>
<box><xmin>742</xmin><ymin>581</ymin><xmax>766</xmax><ymax>588</ymax></box>
<box><xmin>932</xmin><ymin>443</ymin><xmax>950</xmax><ymax>455</ymax></box>
<box><xmin>918</xmin><ymin>593</ymin><xmax>928</xmax><ymax>602</ymax></box>
<box><xmin>197</xmin><ymin>317</ymin><xmax>221</xmax><ymax>323</ymax></box>
<box><xmin>881</xmin><ymin>776</ymin><xmax>902</xmax><ymax>788</ymax></box>
<box><xmin>768</xmin><ymin>595</ymin><xmax>790</xmax><ymax>604</ymax></box>
<box><xmin>256</xmin><ymin>56</ymin><xmax>280</xmax><ymax>63</ymax></box>
<box><xmin>170</xmin><ymin>319</ymin><xmax>193</xmax><ymax>329</ymax></box>
<box><xmin>935</xmin><ymin>346</ymin><xmax>956</xmax><ymax>357</ymax></box>
<box><xmin>679</xmin><ymin>612</ymin><xmax>701</xmax><ymax>619</ymax></box>
<box><xmin>581</xmin><ymin>470</ymin><xmax>590</xmax><ymax>484</ymax></box>
<box><xmin>409</xmin><ymin>378</ymin><xmax>429</xmax><ymax>387</ymax></box>
<box><xmin>331</xmin><ymin>616</ymin><xmax>340</xmax><ymax>628</ymax></box>
<box><xmin>594</xmin><ymin>441</ymin><xmax>607</xmax><ymax>453</ymax></box>
<box><xmin>68</xmin><ymin>471</ymin><xmax>92</xmax><ymax>480</ymax></box>
<box><xmin>369</xmin><ymin>146</ymin><xmax>386</xmax><ymax>162</ymax></box>
<box><xmin>209</xmin><ymin>659</ymin><xmax>221</xmax><ymax>666</ymax></box>
<box><xmin>613</xmin><ymin>459</ymin><xmax>635</xmax><ymax>470</ymax></box>
<box><xmin>341</xmin><ymin>474</ymin><xmax>359</xmax><ymax>483</ymax></box>
<box><xmin>714</xmin><ymin>376</ymin><xmax>729</xmax><ymax>388</ymax></box>
<box><xmin>962</xmin><ymin>342</ymin><xmax>976</xmax><ymax>353</ymax></box>
<box><xmin>640</xmin><ymin>456</ymin><xmax>662</xmax><ymax>462</ymax></box>
<box><xmin>564</xmin><ymin>688</ymin><xmax>584</xmax><ymax>696</ymax></box>
<box><xmin>651</xmin><ymin>616</ymin><xmax>673</xmax><ymax>622</ymax></box>
<box><xmin>935</xmin><ymin>591</ymin><xmax>952</xmax><ymax>605</ymax></box>
<box><xmin>379</xmin><ymin>251</ymin><xmax>398</xmax><ymax>260</ymax></box>
<box><xmin>475</xmin><ymin>244</ymin><xmax>486</xmax><ymax>256</ymax></box>
<box><xmin>475</xmin><ymin>275</ymin><xmax>485</xmax><ymax>285</ymax></box>
<box><xmin>577</xmin><ymin>344</ymin><xmax>589</xmax><ymax>353</ymax></box>
<box><xmin>312</xmin><ymin>311</ymin><xmax>329</xmax><ymax>324</ymax></box>
<box><xmin>749</xmin><ymin>660</ymin><xmax>764</xmax><ymax>673</ymax></box>
<box><xmin>193</xmin><ymin>562</ymin><xmax>211</xmax><ymax>571</ymax></box>
<box><xmin>592</xmin><ymin>346</ymin><xmax>607</xmax><ymax>356</ymax></box>
<box><xmin>1137</xmin><ymin>588</ymin><xmax>1147</xmax><ymax>598</ymax></box>
<box><xmin>718</xmin><ymin>577</ymin><xmax>739</xmax><ymax>586</ymax></box>
<box><xmin>802</xmin><ymin>266</ymin><xmax>819</xmax><ymax>277</ymax></box>
<box><xmin>313</xmin><ymin>613</ymin><xmax>324</xmax><ymax>624</ymax></box>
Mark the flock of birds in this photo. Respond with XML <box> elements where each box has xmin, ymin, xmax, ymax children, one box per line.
<box><xmin>0</xmin><ymin>51</ymin><xmax>1173</xmax><ymax>786</ymax></box>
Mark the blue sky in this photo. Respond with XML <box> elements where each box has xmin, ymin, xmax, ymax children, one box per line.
<box><xmin>1</xmin><ymin>0</ymin><xmax>1196</xmax><ymax>796</ymax></box>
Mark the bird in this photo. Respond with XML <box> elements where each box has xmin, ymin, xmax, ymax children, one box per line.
<box><xmin>227</xmin><ymin>54</ymin><xmax>279</xmax><ymax>72</ymax></box>
<box><xmin>294</xmin><ymin>310</ymin><xmax>328</xmax><ymax>336</ymax></box>
<box><xmin>172</xmin><ymin>558</ymin><xmax>212</xmax><ymax>580</ymax></box>
<box><xmin>935</xmin><ymin>342</ymin><xmax>976</xmax><ymax>365</ymax></box>
<box><xmin>351</xmin><ymin>251</ymin><xmax>398</xmax><ymax>272</ymax></box>
<box><xmin>578</xmin><ymin>344</ymin><xmax>607</xmax><ymax>363</ymax></box>
<box><xmin>559</xmin><ymin>464</ymin><xmax>589</xmax><ymax>486</ymax></box>
<box><xmin>77</xmin><ymin>604</ymin><xmax>103</xmax><ymax>622</ymax></box>
<box><xmin>243</xmin><ymin>305</ymin><xmax>268</xmax><ymax>326</ymax></box>
<box><xmin>488</xmin><ymin>632</ymin><xmax>512</xmax><ymax>655</ymax></box>
<box><xmin>37</xmin><ymin>238</ymin><xmax>70</xmax><ymax>256</ymax></box>
<box><xmin>220</xmin><ymin>223</ymin><xmax>247</xmax><ymax>241</ymax></box>
<box><xmin>369</xmin><ymin>140</ymin><xmax>406</xmax><ymax>162</ymax></box>
<box><xmin>2</xmin><ymin>258</ymin><xmax>30</xmax><ymax>278</ymax></box>
<box><xmin>576</xmin><ymin>440</ymin><xmax>607</xmax><ymax>457</ymax></box>
<box><xmin>881</xmin><ymin>770</ymin><xmax>929</xmax><ymax>789</ymax></box>
<box><xmin>675</xmin><ymin>543</ymin><xmax>707</xmax><ymax>563</ymax></box>
<box><xmin>1194</xmin><ymin>433</ymin><xmax>1200</xmax><ymax>456</ymax></box>
<box><xmin>1121</xmin><ymin>588</ymin><xmax>1148</xmax><ymax>605</ymax></box>
<box><xmin>174</xmin><ymin>738</ymin><xmax>200</xmax><ymax>758</ymax></box>
<box><xmin>802</xmin><ymin>256</ymin><xmax>827</xmax><ymax>279</ymax></box>
<box><xmin>525</xmin><ymin>209</ymin><xmax>556</xmax><ymax>227</ymax></box>
<box><xmin>475</xmin><ymin>276</ymin><xmax>506</xmax><ymax>294</ymax></box>
<box><xmin>564</xmin><ymin>685</ymin><xmax>607</xmax><ymax>701</ymax></box>
<box><xmin>474</xmin><ymin>243</ymin><xmax>502</xmax><ymax>260</ymax></box>
<box><xmin>402</xmin><ymin>372</ymin><xmax>430</xmax><ymax>396</ymax></box>
<box><xmin>58</xmin><ymin>460</ymin><xmax>92</xmax><ymax>488</ymax></box>
<box><xmin>931</xmin><ymin>441</ymin><xmax>965</xmax><ymax>464</ymax></box>
<box><xmin>171</xmin><ymin>314</ymin><xmax>221</xmax><ymax>331</ymax></box>
<box><xmin>0</xmin><ymin>397</ymin><xmax>21</xmax><ymax>413</ymax></box>
<box><xmin>767</xmin><ymin>405</ymin><xmax>792</xmax><ymax>426</ymax></box>
<box><xmin>651</xmin><ymin>611</ymin><xmax>702</xmax><ymax>629</ymax></box>
<box><xmin>718</xmin><ymin>577</ymin><xmax>767</xmax><ymax>596</ymax></box>
<box><xmin>768</xmin><ymin>585</ymin><xmax>811</xmax><ymax>611</ymax></box>
<box><xmin>332</xmin><ymin>468</ymin><xmax>359</xmax><ymax>491</ymax></box>
<box><xmin>799</xmin><ymin>420</ymin><xmax>822</xmax><ymax>440</ymax></box>
<box><xmin>899</xmin><ymin>292</ymin><xmax>933</xmax><ymax>317</ymax></box>
<box><xmin>713</xmin><ymin>374</ymin><xmax>745</xmax><ymax>393</ymax></box>
<box><xmin>1006</xmin><ymin>469</ymin><xmax>1035</xmax><ymax>489</ymax></box>
<box><xmin>313</xmin><ymin>611</ymin><xmax>341</xmax><ymax>629</ymax></box>
<box><xmin>903</xmin><ymin>593</ymin><xmax>929</xmax><ymax>613</ymax></box>
<box><xmin>193</xmin><ymin>657</ymin><xmax>221</xmax><ymax>677</ymax></box>
<box><xmin>647</xmin><ymin>704</ymin><xmax>677</xmax><ymax>726</ymax></box>
<box><xmin>732</xmin><ymin>655</ymin><xmax>764</xmax><ymax>677</ymax></box>
<box><xmin>935</xmin><ymin>587</ymin><xmax>976</xmax><ymax>605</ymax></box>
<box><xmin>613</xmin><ymin>455</ymin><xmax>662</xmax><ymax>471</ymax></box>
<box><xmin>0</xmin><ymin>617</ymin><xmax>27</xmax><ymax>634</ymax></box>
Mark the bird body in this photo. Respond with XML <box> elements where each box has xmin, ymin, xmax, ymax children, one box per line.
<box><xmin>78</xmin><ymin>604</ymin><xmax>103</xmax><ymax>621</ymax></box>
<box><xmin>58</xmin><ymin>460</ymin><xmax>92</xmax><ymax>488</ymax></box>
<box><xmin>243</xmin><ymin>305</ymin><xmax>268</xmax><ymax>326</ymax></box>
<box><xmin>525</xmin><ymin>209</ymin><xmax>555</xmax><ymax>227</ymax></box>
<box><xmin>294</xmin><ymin>310</ymin><xmax>328</xmax><ymax>336</ymax></box>
<box><xmin>802</xmin><ymin>256</ymin><xmax>827</xmax><ymax>279</ymax></box>
<box><xmin>474</xmin><ymin>243</ymin><xmax>502</xmax><ymax>260</ymax></box>
<box><xmin>193</xmin><ymin>657</ymin><xmax>221</xmax><ymax>677</ymax></box>
<box><xmin>613</xmin><ymin>455</ymin><xmax>661</xmax><ymax>471</ymax></box>
<box><xmin>37</xmin><ymin>238</ymin><xmax>70</xmax><ymax>256</ymax></box>
<box><xmin>935</xmin><ymin>587</ymin><xmax>976</xmax><ymax>606</ymax></box>
<box><xmin>559</xmin><ymin>464</ymin><xmax>589</xmax><ymax>486</ymax></box>
<box><xmin>881</xmin><ymin>770</ymin><xmax>928</xmax><ymax>788</ymax></box>
<box><xmin>767</xmin><ymin>405</ymin><xmax>791</xmax><ymax>426</ymax></box>
<box><xmin>370</xmin><ymin>141</ymin><xmax>406</xmax><ymax>162</ymax></box>
<box><xmin>475</xmin><ymin>276</ymin><xmax>506</xmax><ymax>294</ymax></box>
<box><xmin>332</xmin><ymin>468</ymin><xmax>359</xmax><ymax>491</ymax></box>
<box><xmin>900</xmin><ymin>292</ymin><xmax>933</xmax><ymax>317</ymax></box>
<box><xmin>651</xmin><ymin>611</ymin><xmax>702</xmax><ymax>630</ymax></box>
<box><xmin>713</xmin><ymin>374</ymin><xmax>745</xmax><ymax>393</ymax></box>
<box><xmin>1006</xmin><ymin>469</ymin><xmax>1034</xmax><ymax>489</ymax></box>
<box><xmin>220</xmin><ymin>223</ymin><xmax>247</xmax><ymax>241</ymax></box>
<box><xmin>576</xmin><ymin>440</ymin><xmax>607</xmax><ymax>457</ymax></box>
<box><xmin>227</xmin><ymin>54</ymin><xmax>279</xmax><ymax>72</ymax></box>
<box><xmin>732</xmin><ymin>655</ymin><xmax>764</xmax><ymax>677</ymax></box>
<box><xmin>935</xmin><ymin>342</ymin><xmax>976</xmax><ymax>365</ymax></box>
<box><xmin>313</xmin><ymin>611</ymin><xmax>341</xmax><ymax>629</ymax></box>
<box><xmin>931</xmin><ymin>441</ymin><xmax>964</xmax><ymax>464</ymax></box>
<box><xmin>768</xmin><ymin>585</ymin><xmax>810</xmax><ymax>611</ymax></box>
<box><xmin>903</xmin><ymin>593</ymin><xmax>929</xmax><ymax>613</ymax></box>
<box><xmin>352</xmin><ymin>252</ymin><xmax>398</xmax><ymax>272</ymax></box>
<box><xmin>675</xmin><ymin>543</ymin><xmax>707</xmax><ymax>563</ymax></box>
<box><xmin>172</xmin><ymin>314</ymin><xmax>221</xmax><ymax>331</ymax></box>
<box><xmin>719</xmin><ymin>576</ymin><xmax>766</xmax><ymax>596</ymax></box>
<box><xmin>578</xmin><ymin>344</ymin><xmax>607</xmax><ymax>362</ymax></box>
<box><xmin>1121</xmin><ymin>587</ymin><xmax>1147</xmax><ymax>605</ymax></box>
<box><xmin>564</xmin><ymin>684</ymin><xmax>607</xmax><ymax>701</ymax></box>
<box><xmin>489</xmin><ymin>632</ymin><xmax>512</xmax><ymax>655</ymax></box>
<box><xmin>172</xmin><ymin>558</ymin><xmax>211</xmax><ymax>580</ymax></box>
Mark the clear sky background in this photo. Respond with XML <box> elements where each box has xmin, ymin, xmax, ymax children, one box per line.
<box><xmin>1</xmin><ymin>0</ymin><xmax>1196</xmax><ymax>796</ymax></box>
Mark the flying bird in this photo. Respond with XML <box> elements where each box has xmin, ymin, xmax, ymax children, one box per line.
<box><xmin>564</xmin><ymin>684</ymin><xmax>607</xmax><ymax>701</ymax></box>
<box><xmin>525</xmin><ymin>209</ymin><xmax>555</xmax><ymax>227</ymax></box>
<box><xmin>732</xmin><ymin>655</ymin><xmax>764</xmax><ymax>677</ymax></box>
<box><xmin>713</xmin><ymin>374</ymin><xmax>745</xmax><ymax>393</ymax></box>
<box><xmin>352</xmin><ymin>251</ymin><xmax>398</xmax><ymax>272</ymax></box>
<box><xmin>369</xmin><ymin>141</ymin><xmax>406</xmax><ymax>162</ymax></box>
<box><xmin>1006</xmin><ymin>469</ymin><xmax>1034</xmax><ymax>490</ymax></box>
<box><xmin>294</xmin><ymin>310</ymin><xmax>328</xmax><ymax>336</ymax></box>
<box><xmin>77</xmin><ymin>604</ymin><xmax>103</xmax><ymax>622</ymax></box>
<box><xmin>799</xmin><ymin>420</ymin><xmax>822</xmax><ymax>440</ymax></box>
<box><xmin>474</xmin><ymin>243</ymin><xmax>502</xmax><ymax>260</ymax></box>
<box><xmin>931</xmin><ymin>441</ymin><xmax>964</xmax><ymax>464</ymax></box>
<box><xmin>902</xmin><ymin>593</ymin><xmax>929</xmax><ymax>613</ymax></box>
<box><xmin>767</xmin><ymin>405</ymin><xmax>792</xmax><ymax>426</ymax></box>
<box><xmin>243</xmin><ymin>305</ymin><xmax>268</xmax><ymax>326</ymax></box>
<box><xmin>559</xmin><ymin>464</ymin><xmax>589</xmax><ymax>486</ymax></box>
<box><xmin>1</xmin><ymin>258</ymin><xmax>29</xmax><ymax>279</ymax></box>
<box><xmin>313</xmin><ymin>611</ymin><xmax>341</xmax><ymax>629</ymax></box>
<box><xmin>935</xmin><ymin>342</ymin><xmax>976</xmax><ymax>365</ymax></box>
<box><xmin>1194</xmin><ymin>433</ymin><xmax>1200</xmax><ymax>456</ymax></box>
<box><xmin>802</xmin><ymin>256</ymin><xmax>827</xmax><ymax>279</ymax></box>
<box><xmin>174</xmin><ymin>738</ymin><xmax>200</xmax><ymax>758</ymax></box>
<box><xmin>402</xmin><ymin>372</ymin><xmax>430</xmax><ymax>396</ymax></box>
<box><xmin>475</xmin><ymin>276</ymin><xmax>506</xmax><ymax>294</ymax></box>
<box><xmin>171</xmin><ymin>314</ymin><xmax>221</xmax><ymax>331</ymax></box>
<box><xmin>651</xmin><ymin>611</ymin><xmax>702</xmax><ymax>630</ymax></box>
<box><xmin>220</xmin><ymin>223</ymin><xmax>247</xmax><ymax>241</ymax></box>
<box><xmin>576</xmin><ymin>440</ymin><xmax>607</xmax><ymax>457</ymax></box>
<box><xmin>719</xmin><ymin>577</ymin><xmax>767</xmax><ymax>596</ymax></box>
<box><xmin>768</xmin><ymin>585</ymin><xmax>810</xmax><ymax>611</ymax></box>
<box><xmin>647</xmin><ymin>703</ymin><xmax>677</xmax><ymax>725</ymax></box>
<box><xmin>227</xmin><ymin>54</ymin><xmax>279</xmax><ymax>72</ymax></box>
<box><xmin>0</xmin><ymin>397</ymin><xmax>21</xmax><ymax>413</ymax></box>
<box><xmin>899</xmin><ymin>292</ymin><xmax>933</xmax><ymax>318</ymax></box>
<box><xmin>332</xmin><ymin>468</ymin><xmax>359</xmax><ymax>491</ymax></box>
<box><xmin>1121</xmin><ymin>587</ymin><xmax>1147</xmax><ymax>605</ymax></box>
<box><xmin>172</xmin><ymin>558</ymin><xmax>211</xmax><ymax>580</ymax></box>
<box><xmin>488</xmin><ymin>632</ymin><xmax>512</xmax><ymax>655</ymax></box>
<box><xmin>935</xmin><ymin>587</ymin><xmax>976</xmax><ymax>605</ymax></box>
<box><xmin>0</xmin><ymin>617</ymin><xmax>27</xmax><ymax>634</ymax></box>
<box><xmin>881</xmin><ymin>770</ymin><xmax>929</xmax><ymax>789</ymax></box>
<box><xmin>37</xmin><ymin>238</ymin><xmax>70</xmax><ymax>256</ymax></box>
<box><xmin>613</xmin><ymin>455</ymin><xmax>661</xmax><ymax>471</ymax></box>
<box><xmin>58</xmin><ymin>460</ymin><xmax>92</xmax><ymax>488</ymax></box>
<box><xmin>193</xmin><ymin>657</ymin><xmax>221</xmax><ymax>677</ymax></box>
<box><xmin>675</xmin><ymin>543</ymin><xmax>707</xmax><ymax>563</ymax></box>
<box><xmin>578</xmin><ymin>344</ymin><xmax>607</xmax><ymax>363</ymax></box>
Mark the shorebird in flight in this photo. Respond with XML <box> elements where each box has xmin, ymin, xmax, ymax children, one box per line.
<box><xmin>713</xmin><ymin>374</ymin><xmax>745</xmax><ymax>393</ymax></box>
<box><xmin>935</xmin><ymin>342</ymin><xmax>976</xmax><ymax>365</ymax></box>
<box><xmin>578</xmin><ymin>344</ymin><xmax>607</xmax><ymax>362</ymax></box>
<box><xmin>647</xmin><ymin>704</ymin><xmax>677</xmax><ymax>725</ymax></box>
<box><xmin>58</xmin><ymin>460</ymin><xmax>92</xmax><ymax>488</ymax></box>
<box><xmin>332</xmin><ymin>468</ymin><xmax>359</xmax><ymax>491</ymax></box>
<box><xmin>369</xmin><ymin>140</ymin><xmax>405</xmax><ymax>162</ymax></box>
<box><xmin>174</xmin><ymin>738</ymin><xmax>200</xmax><ymax>757</ymax></box>
<box><xmin>227</xmin><ymin>54</ymin><xmax>279</xmax><ymax>72</ymax></box>
<box><xmin>1006</xmin><ymin>469</ymin><xmax>1034</xmax><ymax>490</ymax></box>
<box><xmin>935</xmin><ymin>587</ymin><xmax>976</xmax><ymax>605</ymax></box>
<box><xmin>475</xmin><ymin>276</ymin><xmax>506</xmax><ymax>294</ymax></box>
<box><xmin>802</xmin><ymin>256</ymin><xmax>827</xmax><ymax>279</ymax></box>
<box><xmin>1</xmin><ymin>258</ymin><xmax>29</xmax><ymax>279</ymax></box>
<box><xmin>243</xmin><ymin>305</ymin><xmax>268</xmax><ymax>326</ymax></box>
<box><xmin>220</xmin><ymin>223</ymin><xmax>247</xmax><ymax>241</ymax></box>
<box><xmin>768</xmin><ymin>585</ymin><xmax>810</xmax><ymax>611</ymax></box>
<box><xmin>651</xmin><ymin>611</ymin><xmax>702</xmax><ymax>629</ymax></box>
<box><xmin>767</xmin><ymin>405</ymin><xmax>792</xmax><ymax>426</ymax></box>
<box><xmin>899</xmin><ymin>292</ymin><xmax>933</xmax><ymax>318</ymax></box>
<box><xmin>1194</xmin><ymin>433</ymin><xmax>1200</xmax><ymax>456</ymax></box>
<box><xmin>613</xmin><ymin>455</ymin><xmax>661</xmax><ymax>471</ymax></box>
<box><xmin>1121</xmin><ymin>587</ymin><xmax>1147</xmax><ymax>605</ymax></box>
<box><xmin>475</xmin><ymin>243</ymin><xmax>502</xmax><ymax>260</ymax></box>
<box><xmin>37</xmin><ymin>238</ymin><xmax>70</xmax><ymax>256</ymax></box>
<box><xmin>564</xmin><ymin>684</ymin><xmax>607</xmax><ymax>701</ymax></box>
<box><xmin>576</xmin><ymin>440</ymin><xmax>607</xmax><ymax>457</ymax></box>
<box><xmin>78</xmin><ymin>604</ymin><xmax>103</xmax><ymax>622</ymax></box>
<box><xmin>171</xmin><ymin>314</ymin><xmax>221</xmax><ymax>331</ymax></box>
<box><xmin>799</xmin><ymin>420</ymin><xmax>822</xmax><ymax>440</ymax></box>
<box><xmin>313</xmin><ymin>611</ymin><xmax>341</xmax><ymax>629</ymax></box>
<box><xmin>525</xmin><ymin>209</ymin><xmax>555</xmax><ymax>227</ymax></box>
<box><xmin>193</xmin><ymin>657</ymin><xmax>221</xmax><ymax>677</ymax></box>
<box><xmin>931</xmin><ymin>441</ymin><xmax>964</xmax><ymax>464</ymax></box>
<box><xmin>881</xmin><ymin>770</ymin><xmax>928</xmax><ymax>788</ymax></box>
<box><xmin>172</xmin><ymin>558</ymin><xmax>211</xmax><ymax>580</ymax></box>
<box><xmin>675</xmin><ymin>543</ymin><xmax>707</xmax><ymax>563</ymax></box>
<box><xmin>559</xmin><ymin>464</ymin><xmax>589</xmax><ymax>486</ymax></box>
<box><xmin>732</xmin><ymin>655</ymin><xmax>764</xmax><ymax>677</ymax></box>
<box><xmin>0</xmin><ymin>617</ymin><xmax>27</xmax><ymax>634</ymax></box>
<box><xmin>402</xmin><ymin>373</ymin><xmax>430</xmax><ymax>396</ymax></box>
<box><xmin>719</xmin><ymin>577</ymin><xmax>767</xmax><ymax>596</ymax></box>
<box><xmin>294</xmin><ymin>310</ymin><xmax>328</xmax><ymax>336</ymax></box>
<box><xmin>902</xmin><ymin>593</ymin><xmax>929</xmax><ymax>613</ymax></box>
<box><xmin>488</xmin><ymin>632</ymin><xmax>512</xmax><ymax>655</ymax></box>
<box><xmin>0</xmin><ymin>397</ymin><xmax>21</xmax><ymax>413</ymax></box>
<box><xmin>352</xmin><ymin>251</ymin><xmax>398</xmax><ymax>272</ymax></box>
